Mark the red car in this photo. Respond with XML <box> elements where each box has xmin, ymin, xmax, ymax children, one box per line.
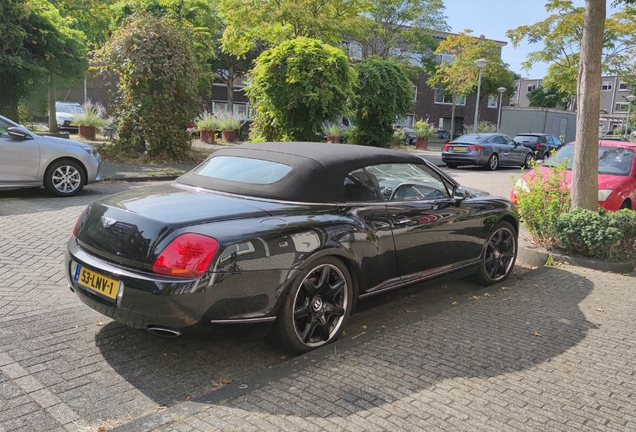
<box><xmin>511</xmin><ymin>140</ymin><xmax>636</xmax><ymax>211</ymax></box>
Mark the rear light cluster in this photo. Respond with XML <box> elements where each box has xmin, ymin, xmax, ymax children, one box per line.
<box><xmin>534</xmin><ymin>144</ymin><xmax>543</xmax><ymax>149</ymax></box>
<box><xmin>442</xmin><ymin>144</ymin><xmax>482</xmax><ymax>151</ymax></box>
<box><xmin>153</xmin><ymin>233</ymin><xmax>218</xmax><ymax>278</ymax></box>
<box><xmin>443</xmin><ymin>144</ymin><xmax>451</xmax><ymax>150</ymax></box>
<box><xmin>73</xmin><ymin>209</ymin><xmax>87</xmax><ymax>237</ymax></box>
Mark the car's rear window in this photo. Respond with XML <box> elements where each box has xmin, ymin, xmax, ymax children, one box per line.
<box><xmin>514</xmin><ymin>135</ymin><xmax>540</xmax><ymax>143</ymax></box>
<box><xmin>193</xmin><ymin>156</ymin><xmax>292</xmax><ymax>184</ymax></box>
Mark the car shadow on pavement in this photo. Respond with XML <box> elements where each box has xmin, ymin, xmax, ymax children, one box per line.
<box><xmin>94</xmin><ymin>266</ymin><xmax>595</xmax><ymax>415</ymax></box>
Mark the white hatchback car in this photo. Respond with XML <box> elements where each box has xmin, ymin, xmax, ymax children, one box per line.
<box><xmin>0</xmin><ymin>115</ymin><xmax>102</xmax><ymax>197</ymax></box>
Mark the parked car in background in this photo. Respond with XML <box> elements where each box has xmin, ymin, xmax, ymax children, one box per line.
<box><xmin>0</xmin><ymin>115</ymin><xmax>102</xmax><ymax>196</ymax></box>
<box><xmin>513</xmin><ymin>133</ymin><xmax>563</xmax><ymax>160</ymax></box>
<box><xmin>66</xmin><ymin>142</ymin><xmax>519</xmax><ymax>355</ymax></box>
<box><xmin>511</xmin><ymin>140</ymin><xmax>636</xmax><ymax>211</ymax></box>
<box><xmin>55</xmin><ymin>101</ymin><xmax>84</xmax><ymax>132</ymax></box>
<box><xmin>442</xmin><ymin>133</ymin><xmax>534</xmax><ymax>170</ymax></box>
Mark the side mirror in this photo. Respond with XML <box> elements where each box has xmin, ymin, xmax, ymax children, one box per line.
<box><xmin>453</xmin><ymin>186</ymin><xmax>468</xmax><ymax>200</ymax></box>
<box><xmin>7</xmin><ymin>127</ymin><xmax>32</xmax><ymax>140</ymax></box>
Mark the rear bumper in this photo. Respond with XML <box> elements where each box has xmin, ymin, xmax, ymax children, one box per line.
<box><xmin>442</xmin><ymin>152</ymin><xmax>488</xmax><ymax>166</ymax></box>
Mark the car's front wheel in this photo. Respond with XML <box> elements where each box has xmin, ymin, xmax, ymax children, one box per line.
<box><xmin>474</xmin><ymin>221</ymin><xmax>517</xmax><ymax>286</ymax></box>
<box><xmin>269</xmin><ymin>257</ymin><xmax>353</xmax><ymax>355</ymax></box>
<box><xmin>44</xmin><ymin>159</ymin><xmax>85</xmax><ymax>197</ymax></box>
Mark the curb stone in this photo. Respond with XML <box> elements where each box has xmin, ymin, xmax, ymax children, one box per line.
<box><xmin>518</xmin><ymin>244</ymin><xmax>635</xmax><ymax>273</ymax></box>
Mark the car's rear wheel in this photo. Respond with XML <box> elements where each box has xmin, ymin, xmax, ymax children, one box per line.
<box><xmin>474</xmin><ymin>221</ymin><xmax>517</xmax><ymax>286</ymax></box>
<box><xmin>269</xmin><ymin>257</ymin><xmax>353</xmax><ymax>355</ymax></box>
<box><xmin>446</xmin><ymin>163</ymin><xmax>459</xmax><ymax>169</ymax></box>
<box><xmin>543</xmin><ymin>151</ymin><xmax>551</xmax><ymax>160</ymax></box>
<box><xmin>44</xmin><ymin>159</ymin><xmax>85</xmax><ymax>197</ymax></box>
<box><xmin>523</xmin><ymin>153</ymin><xmax>533</xmax><ymax>169</ymax></box>
<box><xmin>485</xmin><ymin>153</ymin><xmax>499</xmax><ymax>171</ymax></box>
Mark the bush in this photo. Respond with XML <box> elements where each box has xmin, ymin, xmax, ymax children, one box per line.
<box><xmin>215</xmin><ymin>111</ymin><xmax>243</xmax><ymax>131</ymax></box>
<box><xmin>608</xmin><ymin>209</ymin><xmax>636</xmax><ymax>260</ymax></box>
<box><xmin>195</xmin><ymin>112</ymin><xmax>219</xmax><ymax>131</ymax></box>
<box><xmin>514</xmin><ymin>160</ymin><xmax>570</xmax><ymax>245</ymax></box>
<box><xmin>556</xmin><ymin>208</ymin><xmax>622</xmax><ymax>258</ymax></box>
<box><xmin>463</xmin><ymin>121</ymin><xmax>496</xmax><ymax>134</ymax></box>
<box><xmin>73</xmin><ymin>101</ymin><xmax>109</xmax><ymax>128</ymax></box>
<box><xmin>413</xmin><ymin>119</ymin><xmax>437</xmax><ymax>140</ymax></box>
<box><xmin>323</xmin><ymin>124</ymin><xmax>345</xmax><ymax>137</ymax></box>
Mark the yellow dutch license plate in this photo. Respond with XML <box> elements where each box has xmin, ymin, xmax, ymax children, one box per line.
<box><xmin>74</xmin><ymin>265</ymin><xmax>119</xmax><ymax>300</ymax></box>
<box><xmin>453</xmin><ymin>146</ymin><xmax>467</xmax><ymax>151</ymax></box>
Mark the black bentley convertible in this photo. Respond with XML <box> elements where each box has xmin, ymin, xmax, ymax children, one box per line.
<box><xmin>66</xmin><ymin>142</ymin><xmax>519</xmax><ymax>354</ymax></box>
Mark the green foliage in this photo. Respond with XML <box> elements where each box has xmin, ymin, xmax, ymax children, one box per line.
<box><xmin>94</xmin><ymin>14</ymin><xmax>200</xmax><ymax>161</ymax></box>
<box><xmin>608</xmin><ymin>209</ymin><xmax>636</xmax><ymax>260</ymax></box>
<box><xmin>215</xmin><ymin>111</ymin><xmax>243</xmax><ymax>131</ymax></box>
<box><xmin>463</xmin><ymin>121</ymin><xmax>496</xmax><ymax>134</ymax></box>
<box><xmin>50</xmin><ymin>0</ymin><xmax>117</xmax><ymax>49</ymax></box>
<box><xmin>247</xmin><ymin>37</ymin><xmax>356</xmax><ymax>142</ymax></box>
<box><xmin>195</xmin><ymin>113</ymin><xmax>219</xmax><ymax>131</ymax></box>
<box><xmin>556</xmin><ymin>208</ymin><xmax>623</xmax><ymax>259</ymax></box>
<box><xmin>219</xmin><ymin>0</ymin><xmax>368</xmax><ymax>56</ymax></box>
<box><xmin>323</xmin><ymin>124</ymin><xmax>346</xmax><ymax>137</ymax></box>
<box><xmin>73</xmin><ymin>101</ymin><xmax>109</xmax><ymax>127</ymax></box>
<box><xmin>527</xmin><ymin>85</ymin><xmax>571</xmax><ymax>110</ymax></box>
<box><xmin>0</xmin><ymin>0</ymin><xmax>88</xmax><ymax>120</ymax></box>
<box><xmin>413</xmin><ymin>119</ymin><xmax>437</xmax><ymax>139</ymax></box>
<box><xmin>351</xmin><ymin>56</ymin><xmax>414</xmax><ymax>147</ymax></box>
<box><xmin>515</xmin><ymin>160</ymin><xmax>571</xmax><ymax>245</ymax></box>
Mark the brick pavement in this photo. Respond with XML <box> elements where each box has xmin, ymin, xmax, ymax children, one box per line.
<box><xmin>2</xmin><ymin>182</ymin><xmax>636</xmax><ymax>432</ymax></box>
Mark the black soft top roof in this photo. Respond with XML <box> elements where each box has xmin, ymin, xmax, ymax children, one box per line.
<box><xmin>177</xmin><ymin>142</ymin><xmax>424</xmax><ymax>203</ymax></box>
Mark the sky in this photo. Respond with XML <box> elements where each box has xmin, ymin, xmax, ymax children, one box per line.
<box><xmin>441</xmin><ymin>0</ymin><xmax>618</xmax><ymax>80</ymax></box>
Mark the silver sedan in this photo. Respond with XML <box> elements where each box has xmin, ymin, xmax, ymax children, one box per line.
<box><xmin>442</xmin><ymin>133</ymin><xmax>534</xmax><ymax>170</ymax></box>
<box><xmin>0</xmin><ymin>115</ymin><xmax>102</xmax><ymax>196</ymax></box>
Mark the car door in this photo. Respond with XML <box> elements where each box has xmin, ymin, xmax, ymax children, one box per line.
<box><xmin>506</xmin><ymin>135</ymin><xmax>529</xmax><ymax>164</ymax></box>
<box><xmin>341</xmin><ymin>168</ymin><xmax>401</xmax><ymax>294</ymax></box>
<box><xmin>367</xmin><ymin>163</ymin><xmax>484</xmax><ymax>286</ymax></box>
<box><xmin>492</xmin><ymin>135</ymin><xmax>518</xmax><ymax>165</ymax></box>
<box><xmin>0</xmin><ymin>119</ymin><xmax>41</xmax><ymax>184</ymax></box>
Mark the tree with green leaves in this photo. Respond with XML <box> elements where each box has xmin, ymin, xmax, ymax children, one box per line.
<box><xmin>507</xmin><ymin>0</ymin><xmax>636</xmax><ymax>105</ymax></box>
<box><xmin>0</xmin><ymin>0</ymin><xmax>87</xmax><ymax>123</ymax></box>
<box><xmin>351</xmin><ymin>56</ymin><xmax>414</xmax><ymax>147</ymax></box>
<box><xmin>427</xmin><ymin>31</ymin><xmax>515</xmax><ymax>138</ymax></box>
<box><xmin>94</xmin><ymin>14</ymin><xmax>200</xmax><ymax>161</ymax></box>
<box><xmin>527</xmin><ymin>85</ymin><xmax>571</xmax><ymax>110</ymax></box>
<box><xmin>356</xmin><ymin>0</ymin><xmax>448</xmax><ymax>65</ymax></box>
<box><xmin>218</xmin><ymin>0</ymin><xmax>368</xmax><ymax>56</ymax></box>
<box><xmin>246</xmin><ymin>37</ymin><xmax>356</xmax><ymax>142</ymax></box>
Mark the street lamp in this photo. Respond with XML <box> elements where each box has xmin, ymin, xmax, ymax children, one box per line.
<box><xmin>496</xmin><ymin>87</ymin><xmax>506</xmax><ymax>132</ymax></box>
<box><xmin>624</xmin><ymin>95</ymin><xmax>636</xmax><ymax>139</ymax></box>
<box><xmin>472</xmin><ymin>58</ymin><xmax>488</xmax><ymax>134</ymax></box>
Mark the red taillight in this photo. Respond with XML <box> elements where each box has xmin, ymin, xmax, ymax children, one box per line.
<box><xmin>443</xmin><ymin>143</ymin><xmax>451</xmax><ymax>150</ymax></box>
<box><xmin>73</xmin><ymin>209</ymin><xmax>87</xmax><ymax>237</ymax></box>
<box><xmin>468</xmin><ymin>145</ymin><xmax>483</xmax><ymax>151</ymax></box>
<box><xmin>534</xmin><ymin>144</ymin><xmax>542</xmax><ymax>149</ymax></box>
<box><xmin>153</xmin><ymin>233</ymin><xmax>218</xmax><ymax>278</ymax></box>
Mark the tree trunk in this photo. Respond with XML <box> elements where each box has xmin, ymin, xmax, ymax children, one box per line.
<box><xmin>450</xmin><ymin>97</ymin><xmax>457</xmax><ymax>140</ymax></box>
<box><xmin>226</xmin><ymin>62</ymin><xmax>235</xmax><ymax>114</ymax></box>
<box><xmin>571</xmin><ymin>0</ymin><xmax>605</xmax><ymax>211</ymax></box>
<box><xmin>48</xmin><ymin>74</ymin><xmax>59</xmax><ymax>134</ymax></box>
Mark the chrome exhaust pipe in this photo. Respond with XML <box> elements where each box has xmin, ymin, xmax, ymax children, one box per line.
<box><xmin>147</xmin><ymin>326</ymin><xmax>182</xmax><ymax>338</ymax></box>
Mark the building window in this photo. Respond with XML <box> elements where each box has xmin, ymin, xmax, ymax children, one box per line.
<box><xmin>615</xmin><ymin>103</ymin><xmax>629</xmax><ymax>112</ymax></box>
<box><xmin>435</xmin><ymin>54</ymin><xmax>455</xmax><ymax>64</ymax></box>
<box><xmin>395</xmin><ymin>115</ymin><xmax>415</xmax><ymax>128</ymax></box>
<box><xmin>601</xmin><ymin>82</ymin><xmax>613</xmax><ymax>91</ymax></box>
<box><xmin>487</xmin><ymin>95</ymin><xmax>498</xmax><ymax>108</ymax></box>
<box><xmin>619</xmin><ymin>82</ymin><xmax>628</xmax><ymax>90</ymax></box>
<box><xmin>212</xmin><ymin>101</ymin><xmax>250</xmax><ymax>118</ymax></box>
<box><xmin>434</xmin><ymin>89</ymin><xmax>466</xmax><ymax>105</ymax></box>
<box><xmin>527</xmin><ymin>84</ymin><xmax>536</xmax><ymax>92</ymax></box>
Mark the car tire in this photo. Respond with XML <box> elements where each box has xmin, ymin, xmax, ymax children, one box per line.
<box><xmin>44</xmin><ymin>159</ymin><xmax>85</xmax><ymax>197</ymax></box>
<box><xmin>269</xmin><ymin>257</ymin><xmax>353</xmax><ymax>355</ymax></box>
<box><xmin>485</xmin><ymin>153</ymin><xmax>499</xmax><ymax>171</ymax></box>
<box><xmin>446</xmin><ymin>163</ymin><xmax>459</xmax><ymax>169</ymax></box>
<box><xmin>543</xmin><ymin>151</ymin><xmax>551</xmax><ymax>160</ymax></box>
<box><xmin>620</xmin><ymin>199</ymin><xmax>632</xmax><ymax>210</ymax></box>
<box><xmin>523</xmin><ymin>153</ymin><xmax>533</xmax><ymax>169</ymax></box>
<box><xmin>474</xmin><ymin>221</ymin><xmax>518</xmax><ymax>286</ymax></box>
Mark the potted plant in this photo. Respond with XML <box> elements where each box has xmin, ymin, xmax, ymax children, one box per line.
<box><xmin>73</xmin><ymin>101</ymin><xmax>109</xmax><ymax>140</ymax></box>
<box><xmin>216</xmin><ymin>111</ymin><xmax>243</xmax><ymax>143</ymax></box>
<box><xmin>323</xmin><ymin>124</ymin><xmax>346</xmax><ymax>143</ymax></box>
<box><xmin>195</xmin><ymin>113</ymin><xmax>219</xmax><ymax>144</ymax></box>
<box><xmin>413</xmin><ymin>119</ymin><xmax>437</xmax><ymax>150</ymax></box>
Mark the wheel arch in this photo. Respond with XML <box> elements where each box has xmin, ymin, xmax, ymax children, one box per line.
<box><xmin>44</xmin><ymin>156</ymin><xmax>88</xmax><ymax>181</ymax></box>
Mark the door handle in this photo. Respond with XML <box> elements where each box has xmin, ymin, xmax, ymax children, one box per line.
<box><xmin>392</xmin><ymin>216</ymin><xmax>411</xmax><ymax>226</ymax></box>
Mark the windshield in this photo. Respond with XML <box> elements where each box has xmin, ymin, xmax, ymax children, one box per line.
<box><xmin>56</xmin><ymin>104</ymin><xmax>84</xmax><ymax>114</ymax></box>
<box><xmin>514</xmin><ymin>135</ymin><xmax>540</xmax><ymax>144</ymax></box>
<box><xmin>547</xmin><ymin>144</ymin><xmax>634</xmax><ymax>176</ymax></box>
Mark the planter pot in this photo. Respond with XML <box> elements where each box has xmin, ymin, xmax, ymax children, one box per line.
<box><xmin>222</xmin><ymin>130</ymin><xmax>237</xmax><ymax>143</ymax></box>
<box><xmin>416</xmin><ymin>138</ymin><xmax>428</xmax><ymax>150</ymax></box>
<box><xmin>199</xmin><ymin>130</ymin><xmax>216</xmax><ymax>144</ymax></box>
<box><xmin>326</xmin><ymin>136</ymin><xmax>340</xmax><ymax>143</ymax></box>
<box><xmin>79</xmin><ymin>125</ymin><xmax>96</xmax><ymax>140</ymax></box>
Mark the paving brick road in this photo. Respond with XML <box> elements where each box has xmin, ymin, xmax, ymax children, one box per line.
<box><xmin>1</xmin><ymin>180</ymin><xmax>635</xmax><ymax>432</ymax></box>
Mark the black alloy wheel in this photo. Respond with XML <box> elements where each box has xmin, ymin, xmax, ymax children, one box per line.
<box><xmin>523</xmin><ymin>153</ymin><xmax>533</xmax><ymax>169</ymax></box>
<box><xmin>270</xmin><ymin>257</ymin><xmax>353</xmax><ymax>355</ymax></box>
<box><xmin>485</xmin><ymin>153</ymin><xmax>499</xmax><ymax>171</ymax></box>
<box><xmin>543</xmin><ymin>151</ymin><xmax>551</xmax><ymax>160</ymax></box>
<box><xmin>620</xmin><ymin>199</ymin><xmax>632</xmax><ymax>210</ymax></box>
<box><xmin>475</xmin><ymin>221</ymin><xmax>517</xmax><ymax>285</ymax></box>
